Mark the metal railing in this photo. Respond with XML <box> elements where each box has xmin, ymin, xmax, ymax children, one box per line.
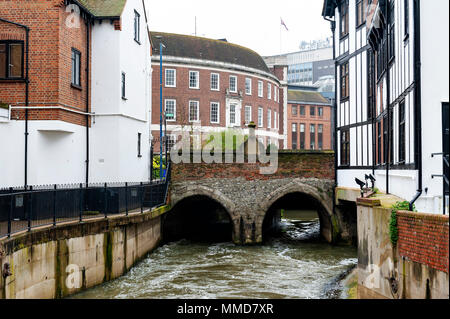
<box><xmin>0</xmin><ymin>162</ymin><xmax>171</xmax><ymax>239</ymax></box>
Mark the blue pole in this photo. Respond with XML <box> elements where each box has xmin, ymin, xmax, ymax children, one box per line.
<box><xmin>159</xmin><ymin>43</ymin><xmax>163</xmax><ymax>180</ymax></box>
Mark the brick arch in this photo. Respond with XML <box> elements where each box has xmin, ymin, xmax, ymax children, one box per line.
<box><xmin>257</xmin><ymin>179</ymin><xmax>334</xmax><ymax>243</ymax></box>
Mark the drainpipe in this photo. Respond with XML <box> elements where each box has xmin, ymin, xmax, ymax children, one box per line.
<box><xmin>409</xmin><ymin>0</ymin><xmax>422</xmax><ymax>211</ymax></box>
<box><xmin>85</xmin><ymin>17</ymin><xmax>90</xmax><ymax>185</ymax></box>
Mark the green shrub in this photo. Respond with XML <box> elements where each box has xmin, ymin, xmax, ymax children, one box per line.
<box><xmin>389</xmin><ymin>201</ymin><xmax>414</xmax><ymax>247</ymax></box>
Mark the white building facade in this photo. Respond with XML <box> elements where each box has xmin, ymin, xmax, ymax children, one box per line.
<box><xmin>322</xmin><ymin>0</ymin><xmax>449</xmax><ymax>214</ymax></box>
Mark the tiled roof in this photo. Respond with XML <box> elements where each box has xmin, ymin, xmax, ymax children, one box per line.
<box><xmin>151</xmin><ymin>32</ymin><xmax>271</xmax><ymax>74</ymax></box>
<box><xmin>77</xmin><ymin>0</ymin><xmax>126</xmax><ymax>18</ymax></box>
<box><xmin>288</xmin><ymin>90</ymin><xmax>331</xmax><ymax>105</ymax></box>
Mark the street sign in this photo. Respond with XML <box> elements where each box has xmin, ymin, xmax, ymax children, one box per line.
<box><xmin>165</xmin><ymin>113</ymin><xmax>174</xmax><ymax>117</ymax></box>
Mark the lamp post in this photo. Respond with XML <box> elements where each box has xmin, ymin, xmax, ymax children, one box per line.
<box><xmin>159</xmin><ymin>41</ymin><xmax>166</xmax><ymax>180</ymax></box>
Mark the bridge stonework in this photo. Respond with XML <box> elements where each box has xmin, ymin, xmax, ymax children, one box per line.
<box><xmin>169</xmin><ymin>151</ymin><xmax>349</xmax><ymax>245</ymax></box>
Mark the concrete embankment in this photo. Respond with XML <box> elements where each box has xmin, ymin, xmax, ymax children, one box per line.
<box><xmin>0</xmin><ymin>205</ymin><xmax>171</xmax><ymax>299</ymax></box>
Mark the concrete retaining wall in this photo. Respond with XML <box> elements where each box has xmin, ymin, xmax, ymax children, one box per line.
<box><xmin>356</xmin><ymin>198</ymin><xmax>449</xmax><ymax>299</ymax></box>
<box><xmin>0</xmin><ymin>206</ymin><xmax>170</xmax><ymax>299</ymax></box>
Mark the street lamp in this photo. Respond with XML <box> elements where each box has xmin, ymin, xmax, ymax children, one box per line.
<box><xmin>158</xmin><ymin>39</ymin><xmax>166</xmax><ymax>180</ymax></box>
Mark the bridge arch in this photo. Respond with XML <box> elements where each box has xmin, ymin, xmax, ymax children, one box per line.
<box><xmin>257</xmin><ymin>180</ymin><xmax>334</xmax><ymax>243</ymax></box>
<box><xmin>168</xmin><ymin>185</ymin><xmax>239</xmax><ymax>242</ymax></box>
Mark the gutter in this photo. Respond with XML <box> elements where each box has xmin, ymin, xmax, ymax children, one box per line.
<box><xmin>409</xmin><ymin>0</ymin><xmax>423</xmax><ymax>211</ymax></box>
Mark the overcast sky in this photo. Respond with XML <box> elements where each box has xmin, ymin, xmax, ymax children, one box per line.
<box><xmin>145</xmin><ymin>0</ymin><xmax>332</xmax><ymax>57</ymax></box>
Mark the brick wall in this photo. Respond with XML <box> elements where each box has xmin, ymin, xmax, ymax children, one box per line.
<box><xmin>171</xmin><ymin>151</ymin><xmax>335</xmax><ymax>182</ymax></box>
<box><xmin>0</xmin><ymin>0</ymin><xmax>90</xmax><ymax>126</ymax></box>
<box><xmin>398</xmin><ymin>211</ymin><xmax>449</xmax><ymax>273</ymax></box>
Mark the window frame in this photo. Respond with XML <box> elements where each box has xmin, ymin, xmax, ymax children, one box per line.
<box><xmin>0</xmin><ymin>40</ymin><xmax>25</xmax><ymax>80</ymax></box>
<box><xmin>258</xmin><ymin>107</ymin><xmax>264</xmax><ymax>128</ymax></box>
<box><xmin>267</xmin><ymin>83</ymin><xmax>271</xmax><ymax>99</ymax></box>
<box><xmin>134</xmin><ymin>10</ymin><xmax>141</xmax><ymax>44</ymax></box>
<box><xmin>229</xmin><ymin>75</ymin><xmax>237</xmax><ymax>93</ymax></box>
<box><xmin>71</xmin><ymin>48</ymin><xmax>82</xmax><ymax>88</ymax></box>
<box><xmin>310</xmin><ymin>106</ymin><xmax>316</xmax><ymax>117</ymax></box>
<box><xmin>245</xmin><ymin>105</ymin><xmax>252</xmax><ymax>125</ymax></box>
<box><xmin>164</xmin><ymin>99</ymin><xmax>176</xmax><ymax>122</ymax></box>
<box><xmin>318</xmin><ymin>107</ymin><xmax>324</xmax><ymax>117</ymax></box>
<box><xmin>189</xmin><ymin>100</ymin><xmax>200</xmax><ymax>123</ymax></box>
<box><xmin>399</xmin><ymin>100</ymin><xmax>406</xmax><ymax>163</ymax></box>
<box><xmin>165</xmin><ymin>68</ymin><xmax>176</xmax><ymax>88</ymax></box>
<box><xmin>189</xmin><ymin>70</ymin><xmax>200</xmax><ymax>89</ymax></box>
<box><xmin>356</xmin><ymin>0</ymin><xmax>367</xmax><ymax>28</ymax></box>
<box><xmin>229</xmin><ymin>103</ymin><xmax>237</xmax><ymax>125</ymax></box>
<box><xmin>310</xmin><ymin>124</ymin><xmax>316</xmax><ymax>150</ymax></box>
<box><xmin>340</xmin><ymin>62</ymin><xmax>349</xmax><ymax>101</ymax></box>
<box><xmin>210</xmin><ymin>73</ymin><xmax>220</xmax><ymax>91</ymax></box>
<box><xmin>267</xmin><ymin>109</ymin><xmax>272</xmax><ymax>129</ymax></box>
<box><xmin>339</xmin><ymin>0</ymin><xmax>349</xmax><ymax>39</ymax></box>
<box><xmin>318</xmin><ymin>124</ymin><xmax>324</xmax><ymax>150</ymax></box>
<box><xmin>258</xmin><ymin>81</ymin><xmax>263</xmax><ymax>97</ymax></box>
<box><xmin>404</xmin><ymin>0</ymin><xmax>410</xmax><ymax>38</ymax></box>
<box><xmin>292</xmin><ymin>105</ymin><xmax>298</xmax><ymax>116</ymax></box>
<box><xmin>245</xmin><ymin>78</ymin><xmax>252</xmax><ymax>95</ymax></box>
<box><xmin>292</xmin><ymin>123</ymin><xmax>298</xmax><ymax>150</ymax></box>
<box><xmin>300</xmin><ymin>105</ymin><xmax>306</xmax><ymax>116</ymax></box>
<box><xmin>210</xmin><ymin>102</ymin><xmax>220</xmax><ymax>124</ymax></box>
<box><xmin>300</xmin><ymin>124</ymin><xmax>306</xmax><ymax>150</ymax></box>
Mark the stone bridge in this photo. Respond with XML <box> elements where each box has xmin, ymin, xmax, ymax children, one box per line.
<box><xmin>168</xmin><ymin>151</ymin><xmax>356</xmax><ymax>245</ymax></box>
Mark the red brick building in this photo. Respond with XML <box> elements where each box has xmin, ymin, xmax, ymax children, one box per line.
<box><xmin>150</xmin><ymin>32</ymin><xmax>287</xmax><ymax>152</ymax></box>
<box><xmin>286</xmin><ymin>87</ymin><xmax>332</xmax><ymax>150</ymax></box>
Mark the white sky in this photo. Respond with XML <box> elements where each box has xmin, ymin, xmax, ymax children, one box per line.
<box><xmin>145</xmin><ymin>0</ymin><xmax>332</xmax><ymax>57</ymax></box>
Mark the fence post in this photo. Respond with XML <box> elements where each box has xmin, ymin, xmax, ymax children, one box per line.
<box><xmin>8</xmin><ymin>187</ymin><xmax>13</xmax><ymax>238</ymax></box>
<box><xmin>125</xmin><ymin>182</ymin><xmax>129</xmax><ymax>216</ymax></box>
<box><xmin>79</xmin><ymin>183</ymin><xmax>83</xmax><ymax>222</ymax></box>
<box><xmin>28</xmin><ymin>186</ymin><xmax>32</xmax><ymax>232</ymax></box>
<box><xmin>104</xmin><ymin>183</ymin><xmax>108</xmax><ymax>219</ymax></box>
<box><xmin>53</xmin><ymin>184</ymin><xmax>57</xmax><ymax>226</ymax></box>
<box><xmin>140</xmin><ymin>182</ymin><xmax>144</xmax><ymax>214</ymax></box>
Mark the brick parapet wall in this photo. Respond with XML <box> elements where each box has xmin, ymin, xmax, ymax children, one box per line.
<box><xmin>171</xmin><ymin>151</ymin><xmax>335</xmax><ymax>182</ymax></box>
<box><xmin>397</xmin><ymin>211</ymin><xmax>449</xmax><ymax>274</ymax></box>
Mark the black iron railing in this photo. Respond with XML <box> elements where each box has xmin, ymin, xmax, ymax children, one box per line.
<box><xmin>0</xmin><ymin>162</ymin><xmax>171</xmax><ymax>238</ymax></box>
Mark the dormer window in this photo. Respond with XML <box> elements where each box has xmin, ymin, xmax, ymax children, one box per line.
<box><xmin>134</xmin><ymin>10</ymin><xmax>140</xmax><ymax>44</ymax></box>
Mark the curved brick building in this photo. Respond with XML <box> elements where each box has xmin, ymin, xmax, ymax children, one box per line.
<box><xmin>150</xmin><ymin>32</ymin><xmax>287</xmax><ymax>151</ymax></box>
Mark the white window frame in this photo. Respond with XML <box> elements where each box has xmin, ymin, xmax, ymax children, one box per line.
<box><xmin>274</xmin><ymin>87</ymin><xmax>277</xmax><ymax>102</ymax></box>
<box><xmin>165</xmin><ymin>69</ymin><xmax>176</xmax><ymax>88</ymax></box>
<box><xmin>258</xmin><ymin>81</ymin><xmax>263</xmax><ymax>97</ymax></box>
<box><xmin>258</xmin><ymin>107</ymin><xmax>263</xmax><ymax>127</ymax></box>
<box><xmin>210</xmin><ymin>102</ymin><xmax>220</xmax><ymax>124</ymax></box>
<box><xmin>267</xmin><ymin>83</ymin><xmax>272</xmax><ymax>99</ymax></box>
<box><xmin>210</xmin><ymin>73</ymin><xmax>219</xmax><ymax>91</ymax></box>
<box><xmin>164</xmin><ymin>99</ymin><xmax>176</xmax><ymax>122</ymax></box>
<box><xmin>229</xmin><ymin>103</ymin><xmax>237</xmax><ymax>125</ymax></box>
<box><xmin>189</xmin><ymin>70</ymin><xmax>199</xmax><ymax>89</ymax></box>
<box><xmin>245</xmin><ymin>105</ymin><xmax>252</xmax><ymax>125</ymax></box>
<box><xmin>267</xmin><ymin>109</ymin><xmax>272</xmax><ymax>128</ymax></box>
<box><xmin>189</xmin><ymin>100</ymin><xmax>200</xmax><ymax>123</ymax></box>
<box><xmin>274</xmin><ymin>111</ymin><xmax>277</xmax><ymax>129</ymax></box>
<box><xmin>229</xmin><ymin>75</ymin><xmax>237</xmax><ymax>93</ymax></box>
<box><xmin>245</xmin><ymin>78</ymin><xmax>252</xmax><ymax>95</ymax></box>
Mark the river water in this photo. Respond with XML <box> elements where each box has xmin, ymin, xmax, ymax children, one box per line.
<box><xmin>72</xmin><ymin>210</ymin><xmax>357</xmax><ymax>299</ymax></box>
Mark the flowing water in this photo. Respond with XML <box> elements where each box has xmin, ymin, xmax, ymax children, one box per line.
<box><xmin>72</xmin><ymin>210</ymin><xmax>357</xmax><ymax>299</ymax></box>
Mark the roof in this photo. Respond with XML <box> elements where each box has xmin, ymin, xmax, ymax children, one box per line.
<box><xmin>322</xmin><ymin>0</ymin><xmax>337</xmax><ymax>18</ymax></box>
<box><xmin>77</xmin><ymin>0</ymin><xmax>127</xmax><ymax>18</ymax></box>
<box><xmin>288</xmin><ymin>90</ymin><xmax>331</xmax><ymax>105</ymax></box>
<box><xmin>151</xmin><ymin>32</ymin><xmax>271</xmax><ymax>74</ymax></box>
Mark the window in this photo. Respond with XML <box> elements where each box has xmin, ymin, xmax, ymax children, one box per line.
<box><xmin>245</xmin><ymin>106</ymin><xmax>252</xmax><ymax>125</ymax></box>
<box><xmin>267</xmin><ymin>109</ymin><xmax>272</xmax><ymax>128</ymax></box>
<box><xmin>258</xmin><ymin>107</ymin><xmax>263</xmax><ymax>127</ymax></box>
<box><xmin>300</xmin><ymin>105</ymin><xmax>306</xmax><ymax>116</ymax></box>
<box><xmin>356</xmin><ymin>0</ymin><xmax>367</xmax><ymax>27</ymax></box>
<box><xmin>399</xmin><ymin>101</ymin><xmax>406</xmax><ymax>163</ymax></box>
<box><xmin>71</xmin><ymin>48</ymin><xmax>81</xmax><ymax>87</ymax></box>
<box><xmin>340</xmin><ymin>0</ymin><xmax>349</xmax><ymax>38</ymax></box>
<box><xmin>377</xmin><ymin>121</ymin><xmax>382</xmax><ymax>164</ymax></box>
<box><xmin>189</xmin><ymin>100</ymin><xmax>199</xmax><ymax>122</ymax></box>
<box><xmin>367</xmin><ymin>49</ymin><xmax>376</xmax><ymax>119</ymax></box>
<box><xmin>300</xmin><ymin>124</ymin><xmax>305</xmax><ymax>150</ymax></box>
<box><xmin>137</xmin><ymin>133</ymin><xmax>142</xmax><ymax>157</ymax></box>
<box><xmin>310</xmin><ymin>124</ymin><xmax>316</xmax><ymax>150</ymax></box>
<box><xmin>383</xmin><ymin>115</ymin><xmax>388</xmax><ymax>164</ymax></box>
<box><xmin>0</xmin><ymin>41</ymin><xmax>24</xmax><ymax>79</ymax></box>
<box><xmin>292</xmin><ymin>105</ymin><xmax>298</xmax><ymax>116</ymax></box>
<box><xmin>134</xmin><ymin>10</ymin><xmax>140</xmax><ymax>43</ymax></box>
<box><xmin>292</xmin><ymin>123</ymin><xmax>298</xmax><ymax>150</ymax></box>
<box><xmin>165</xmin><ymin>99</ymin><xmax>176</xmax><ymax>121</ymax></box>
<box><xmin>388</xmin><ymin>1</ymin><xmax>395</xmax><ymax>61</ymax></box>
<box><xmin>340</xmin><ymin>62</ymin><xmax>349</xmax><ymax>100</ymax></box>
<box><xmin>121</xmin><ymin>72</ymin><xmax>126</xmax><ymax>99</ymax></box>
<box><xmin>258</xmin><ymin>81</ymin><xmax>263</xmax><ymax>97</ymax></box>
<box><xmin>404</xmin><ymin>0</ymin><xmax>410</xmax><ymax>36</ymax></box>
<box><xmin>267</xmin><ymin>83</ymin><xmax>271</xmax><ymax>99</ymax></box>
<box><xmin>211</xmin><ymin>73</ymin><xmax>219</xmax><ymax>91</ymax></box>
<box><xmin>274</xmin><ymin>111</ymin><xmax>277</xmax><ymax>129</ymax></box>
<box><xmin>229</xmin><ymin>104</ymin><xmax>236</xmax><ymax>125</ymax></box>
<box><xmin>229</xmin><ymin>75</ymin><xmax>237</xmax><ymax>93</ymax></box>
<box><xmin>245</xmin><ymin>78</ymin><xmax>252</xmax><ymax>95</ymax></box>
<box><xmin>318</xmin><ymin>124</ymin><xmax>323</xmax><ymax>150</ymax></box>
<box><xmin>210</xmin><ymin>102</ymin><xmax>219</xmax><ymax>124</ymax></box>
<box><xmin>189</xmin><ymin>71</ymin><xmax>199</xmax><ymax>89</ymax></box>
<box><xmin>274</xmin><ymin>87</ymin><xmax>277</xmax><ymax>101</ymax></box>
<box><xmin>165</xmin><ymin>69</ymin><xmax>176</xmax><ymax>87</ymax></box>
<box><xmin>341</xmin><ymin>129</ymin><xmax>350</xmax><ymax>166</ymax></box>
<box><xmin>310</xmin><ymin>106</ymin><xmax>316</xmax><ymax>117</ymax></box>
<box><xmin>167</xmin><ymin>135</ymin><xmax>176</xmax><ymax>152</ymax></box>
<box><xmin>318</xmin><ymin>107</ymin><xmax>324</xmax><ymax>117</ymax></box>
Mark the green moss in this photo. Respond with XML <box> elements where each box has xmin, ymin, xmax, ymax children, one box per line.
<box><xmin>331</xmin><ymin>215</ymin><xmax>341</xmax><ymax>243</ymax></box>
<box><xmin>103</xmin><ymin>232</ymin><xmax>113</xmax><ymax>283</ymax></box>
<box><xmin>0</xmin><ymin>102</ymin><xmax>9</xmax><ymax>110</ymax></box>
<box><xmin>390</xmin><ymin>201</ymin><xmax>413</xmax><ymax>247</ymax></box>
